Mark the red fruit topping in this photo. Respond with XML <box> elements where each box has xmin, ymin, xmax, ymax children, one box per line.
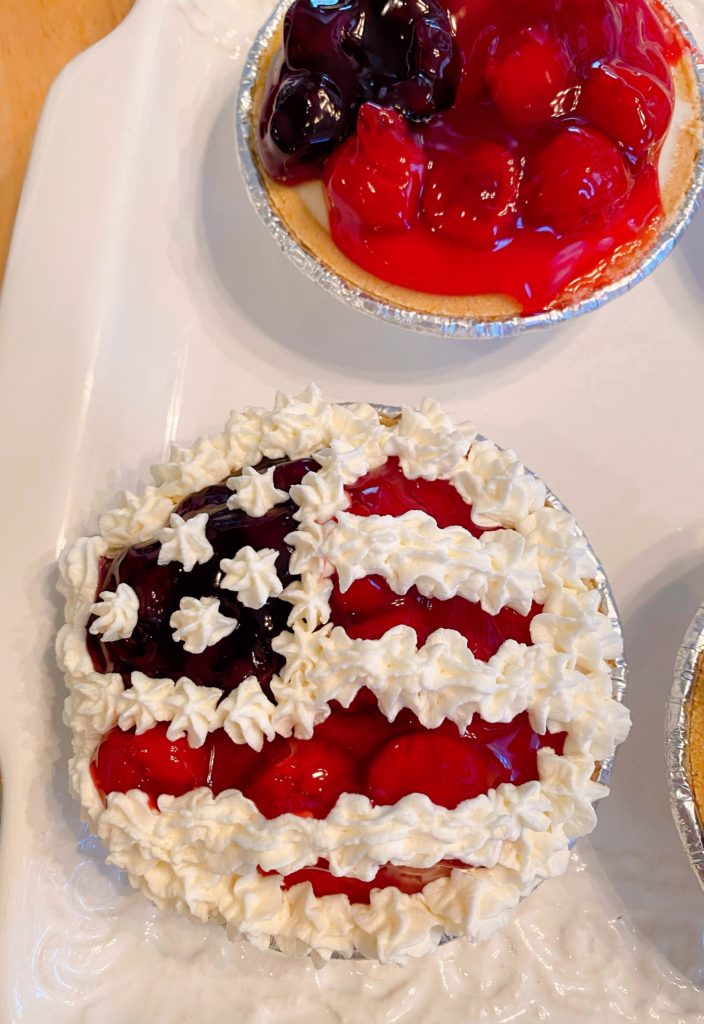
<box><xmin>325</xmin><ymin>104</ymin><xmax>426</xmax><ymax>232</ymax></box>
<box><xmin>524</xmin><ymin>126</ymin><xmax>631</xmax><ymax>231</ymax></box>
<box><xmin>329</xmin><ymin>574</ymin><xmax>540</xmax><ymax>655</ymax></box>
<box><xmin>94</xmin><ymin>723</ymin><xmax>210</xmax><ymax>804</ymax></box>
<box><xmin>207</xmin><ymin>728</ymin><xmax>265</xmax><ymax>796</ymax></box>
<box><xmin>280</xmin><ymin>858</ymin><xmax>459</xmax><ymax>902</ymax></box>
<box><xmin>422</xmin><ymin>142</ymin><xmax>520</xmax><ymax>246</ymax></box>
<box><xmin>243</xmin><ymin>738</ymin><xmax>360</xmax><ymax>819</ymax></box>
<box><xmin>367</xmin><ymin>732</ymin><xmax>505</xmax><ymax>808</ymax></box>
<box><xmin>345</xmin><ymin>456</ymin><xmax>484</xmax><ymax>532</ymax></box>
<box><xmin>485</xmin><ymin>24</ymin><xmax>571</xmax><ymax>126</ymax></box>
<box><xmin>579</xmin><ymin>61</ymin><xmax>674</xmax><ymax>153</ymax></box>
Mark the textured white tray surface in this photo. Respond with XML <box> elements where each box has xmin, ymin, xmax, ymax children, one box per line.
<box><xmin>0</xmin><ymin>0</ymin><xmax>704</xmax><ymax>1020</ymax></box>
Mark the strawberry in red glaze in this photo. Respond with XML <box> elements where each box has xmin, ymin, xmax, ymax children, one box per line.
<box><xmin>325</xmin><ymin>104</ymin><xmax>426</xmax><ymax>232</ymax></box>
<box><xmin>94</xmin><ymin>723</ymin><xmax>210</xmax><ymax>804</ymax></box>
<box><xmin>422</xmin><ymin>142</ymin><xmax>520</xmax><ymax>247</ymax></box>
<box><xmin>485</xmin><ymin>23</ymin><xmax>571</xmax><ymax>126</ymax></box>
<box><xmin>579</xmin><ymin>61</ymin><xmax>674</xmax><ymax>154</ymax></box>
<box><xmin>367</xmin><ymin>731</ymin><xmax>506</xmax><ymax>808</ymax></box>
<box><xmin>524</xmin><ymin>126</ymin><xmax>631</xmax><ymax>231</ymax></box>
<box><xmin>243</xmin><ymin>738</ymin><xmax>360</xmax><ymax>819</ymax></box>
<box><xmin>207</xmin><ymin>729</ymin><xmax>265</xmax><ymax>796</ymax></box>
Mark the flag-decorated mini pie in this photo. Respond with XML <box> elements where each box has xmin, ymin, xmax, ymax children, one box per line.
<box><xmin>58</xmin><ymin>387</ymin><xmax>630</xmax><ymax>964</ymax></box>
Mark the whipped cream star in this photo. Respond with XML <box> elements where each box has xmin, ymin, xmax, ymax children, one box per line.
<box><xmin>170</xmin><ymin>596</ymin><xmax>236</xmax><ymax>654</ymax></box>
<box><xmin>280</xmin><ymin>575</ymin><xmax>332</xmax><ymax>630</ymax></box>
<box><xmin>219</xmin><ymin>676</ymin><xmax>277</xmax><ymax>751</ymax></box>
<box><xmin>219</xmin><ymin>546</ymin><xmax>283</xmax><ymax>609</ymax></box>
<box><xmin>313</xmin><ymin>439</ymin><xmax>371</xmax><ymax>484</ymax></box>
<box><xmin>117</xmin><ymin>671</ymin><xmax>176</xmax><ymax>733</ymax></box>
<box><xmin>157</xmin><ymin>512</ymin><xmax>214</xmax><ymax>572</ymax></box>
<box><xmin>89</xmin><ymin>583</ymin><xmax>140</xmax><ymax>642</ymax></box>
<box><xmin>226</xmin><ymin>466</ymin><xmax>288</xmax><ymax>518</ymax></box>
<box><xmin>165</xmin><ymin>678</ymin><xmax>223</xmax><ymax>748</ymax></box>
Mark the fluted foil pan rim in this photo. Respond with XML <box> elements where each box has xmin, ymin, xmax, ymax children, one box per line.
<box><xmin>666</xmin><ymin>603</ymin><xmax>704</xmax><ymax>891</ymax></box>
<box><xmin>270</xmin><ymin>405</ymin><xmax>628</xmax><ymax>958</ymax></box>
<box><xmin>236</xmin><ymin>0</ymin><xmax>704</xmax><ymax>340</ymax></box>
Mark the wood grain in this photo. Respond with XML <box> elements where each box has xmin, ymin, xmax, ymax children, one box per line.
<box><xmin>0</xmin><ymin>0</ymin><xmax>136</xmax><ymax>284</ymax></box>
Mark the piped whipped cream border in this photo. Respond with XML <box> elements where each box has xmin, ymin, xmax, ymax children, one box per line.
<box><xmin>57</xmin><ymin>385</ymin><xmax>630</xmax><ymax>965</ymax></box>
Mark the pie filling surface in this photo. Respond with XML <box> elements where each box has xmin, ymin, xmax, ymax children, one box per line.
<box><xmin>256</xmin><ymin>0</ymin><xmax>688</xmax><ymax>312</ymax></box>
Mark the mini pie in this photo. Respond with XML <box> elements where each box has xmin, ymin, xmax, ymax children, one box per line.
<box><xmin>58</xmin><ymin>387</ymin><xmax>631</xmax><ymax>964</ymax></box>
<box><xmin>248</xmin><ymin>0</ymin><xmax>703</xmax><ymax>320</ymax></box>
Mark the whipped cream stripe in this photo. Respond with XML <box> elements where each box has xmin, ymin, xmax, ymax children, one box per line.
<box><xmin>56</xmin><ymin>386</ymin><xmax>629</xmax><ymax>965</ymax></box>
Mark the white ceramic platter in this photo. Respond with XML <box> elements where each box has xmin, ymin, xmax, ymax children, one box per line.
<box><xmin>0</xmin><ymin>1</ymin><xmax>704</xmax><ymax>1020</ymax></box>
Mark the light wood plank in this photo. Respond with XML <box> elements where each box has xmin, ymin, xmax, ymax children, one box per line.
<box><xmin>0</xmin><ymin>0</ymin><xmax>136</xmax><ymax>284</ymax></box>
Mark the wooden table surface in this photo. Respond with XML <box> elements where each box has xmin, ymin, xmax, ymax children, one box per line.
<box><xmin>0</xmin><ymin>0</ymin><xmax>136</xmax><ymax>287</ymax></box>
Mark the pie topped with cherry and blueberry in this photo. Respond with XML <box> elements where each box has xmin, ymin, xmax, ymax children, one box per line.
<box><xmin>58</xmin><ymin>387</ymin><xmax>630</xmax><ymax>963</ymax></box>
<box><xmin>250</xmin><ymin>0</ymin><xmax>702</xmax><ymax>319</ymax></box>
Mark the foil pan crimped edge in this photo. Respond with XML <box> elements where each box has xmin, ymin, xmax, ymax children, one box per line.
<box><xmin>666</xmin><ymin>603</ymin><xmax>704</xmax><ymax>890</ymax></box>
<box><xmin>270</xmin><ymin>409</ymin><xmax>628</xmax><ymax>959</ymax></box>
<box><xmin>235</xmin><ymin>0</ymin><xmax>704</xmax><ymax>340</ymax></box>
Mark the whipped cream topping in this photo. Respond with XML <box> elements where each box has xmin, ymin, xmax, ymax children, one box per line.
<box><xmin>318</xmin><ymin>510</ymin><xmax>542</xmax><ymax>614</ymax></box>
<box><xmin>170</xmin><ymin>596</ymin><xmax>236</xmax><ymax>654</ymax></box>
<box><xmin>57</xmin><ymin>386</ymin><xmax>629</xmax><ymax>965</ymax></box>
<box><xmin>219</xmin><ymin>546</ymin><xmax>283</xmax><ymax>609</ymax></box>
<box><xmin>226</xmin><ymin>465</ymin><xmax>288</xmax><ymax>517</ymax></box>
<box><xmin>89</xmin><ymin>583</ymin><xmax>140</xmax><ymax>642</ymax></box>
<box><xmin>157</xmin><ymin>512</ymin><xmax>214</xmax><ymax>571</ymax></box>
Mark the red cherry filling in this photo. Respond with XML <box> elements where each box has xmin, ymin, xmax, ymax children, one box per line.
<box><xmin>579</xmin><ymin>61</ymin><xmax>674</xmax><ymax>154</ymax></box>
<box><xmin>484</xmin><ymin>23</ymin><xmax>571</xmax><ymax>126</ymax></box>
<box><xmin>276</xmin><ymin>859</ymin><xmax>461</xmax><ymax>901</ymax></box>
<box><xmin>93</xmin><ymin>723</ymin><xmax>211</xmax><ymax>804</ymax></box>
<box><xmin>325</xmin><ymin>104</ymin><xmax>426</xmax><ymax>232</ymax></box>
<box><xmin>524</xmin><ymin>126</ymin><xmax>631</xmax><ymax>231</ymax></box>
<box><xmin>94</xmin><ymin>709</ymin><xmax>566</xmax><ymax>812</ymax></box>
<box><xmin>258</xmin><ymin>0</ymin><xmax>683</xmax><ymax>312</ymax></box>
<box><xmin>367</xmin><ymin>732</ymin><xmax>504</xmax><ymax>808</ymax></box>
<box><xmin>422</xmin><ymin>142</ymin><xmax>520</xmax><ymax>247</ymax></box>
<box><xmin>243</xmin><ymin>737</ymin><xmax>361</xmax><ymax>819</ymax></box>
<box><xmin>344</xmin><ymin>456</ymin><xmax>485</xmax><ymax>531</ymax></box>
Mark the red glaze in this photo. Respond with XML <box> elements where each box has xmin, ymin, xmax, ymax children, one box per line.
<box><xmin>367</xmin><ymin>731</ymin><xmax>505</xmax><ymax>807</ymax></box>
<box><xmin>277</xmin><ymin>859</ymin><xmax>460</xmax><ymax>901</ymax></box>
<box><xmin>324</xmin><ymin>106</ymin><xmax>427</xmax><ymax>231</ymax></box>
<box><xmin>243</xmin><ymin>737</ymin><xmax>361</xmax><ymax>819</ymax></box>
<box><xmin>523</xmin><ymin>126</ymin><xmax>631</xmax><ymax>232</ymax></box>
<box><xmin>261</xmin><ymin>0</ymin><xmax>683</xmax><ymax>312</ymax></box>
<box><xmin>94</xmin><ymin>710</ymin><xmax>566</xmax><ymax>813</ymax></box>
<box><xmin>93</xmin><ymin>723</ymin><xmax>211</xmax><ymax>805</ymax></box>
<box><xmin>344</xmin><ymin>456</ymin><xmax>487</xmax><ymax>532</ymax></box>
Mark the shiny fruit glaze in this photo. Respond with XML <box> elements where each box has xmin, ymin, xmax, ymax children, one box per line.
<box><xmin>91</xmin><ymin>454</ymin><xmax>564</xmax><ymax>901</ymax></box>
<box><xmin>258</xmin><ymin>0</ymin><xmax>683</xmax><ymax>312</ymax></box>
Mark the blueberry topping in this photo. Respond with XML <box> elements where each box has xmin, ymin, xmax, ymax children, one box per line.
<box><xmin>258</xmin><ymin>0</ymin><xmax>459</xmax><ymax>181</ymax></box>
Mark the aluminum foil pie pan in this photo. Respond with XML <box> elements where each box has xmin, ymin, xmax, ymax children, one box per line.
<box><xmin>666</xmin><ymin>602</ymin><xmax>704</xmax><ymax>890</ymax></box>
<box><xmin>236</xmin><ymin>0</ymin><xmax>704</xmax><ymax>340</ymax></box>
<box><xmin>269</xmin><ymin>408</ymin><xmax>629</xmax><ymax>958</ymax></box>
